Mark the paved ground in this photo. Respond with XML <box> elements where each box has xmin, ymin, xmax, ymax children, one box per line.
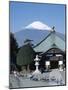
<box><xmin>9</xmin><ymin>70</ymin><xmax>66</xmax><ymax>89</ymax></box>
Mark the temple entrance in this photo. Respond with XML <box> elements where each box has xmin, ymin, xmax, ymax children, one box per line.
<box><xmin>40</xmin><ymin>48</ymin><xmax>65</xmax><ymax>69</ymax></box>
<box><xmin>50</xmin><ymin>61</ymin><xmax>58</xmax><ymax>69</ymax></box>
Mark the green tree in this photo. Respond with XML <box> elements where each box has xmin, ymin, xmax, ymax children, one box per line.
<box><xmin>17</xmin><ymin>44</ymin><xmax>35</xmax><ymax>71</ymax></box>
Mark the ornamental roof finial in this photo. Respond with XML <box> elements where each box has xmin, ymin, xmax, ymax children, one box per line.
<box><xmin>52</xmin><ymin>26</ymin><xmax>55</xmax><ymax>32</ymax></box>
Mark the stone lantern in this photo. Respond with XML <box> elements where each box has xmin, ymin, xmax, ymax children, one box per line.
<box><xmin>32</xmin><ymin>55</ymin><xmax>41</xmax><ymax>75</ymax></box>
<box><xmin>45</xmin><ymin>61</ymin><xmax>50</xmax><ymax>71</ymax></box>
<box><xmin>59</xmin><ymin>61</ymin><xmax>63</xmax><ymax>71</ymax></box>
<box><xmin>56</xmin><ymin>54</ymin><xmax>63</xmax><ymax>71</ymax></box>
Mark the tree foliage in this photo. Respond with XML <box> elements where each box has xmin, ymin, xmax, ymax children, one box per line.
<box><xmin>10</xmin><ymin>32</ymin><xmax>18</xmax><ymax>64</ymax></box>
<box><xmin>17</xmin><ymin>44</ymin><xmax>35</xmax><ymax>66</ymax></box>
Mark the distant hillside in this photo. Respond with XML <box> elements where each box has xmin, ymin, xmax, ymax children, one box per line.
<box><xmin>14</xmin><ymin>29</ymin><xmax>65</xmax><ymax>47</ymax></box>
<box><xmin>14</xmin><ymin>29</ymin><xmax>50</xmax><ymax>47</ymax></box>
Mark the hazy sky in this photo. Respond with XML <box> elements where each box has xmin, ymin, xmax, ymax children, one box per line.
<box><xmin>10</xmin><ymin>1</ymin><xmax>66</xmax><ymax>34</ymax></box>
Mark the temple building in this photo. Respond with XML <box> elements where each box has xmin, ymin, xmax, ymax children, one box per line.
<box><xmin>34</xmin><ymin>30</ymin><xmax>66</xmax><ymax>69</ymax></box>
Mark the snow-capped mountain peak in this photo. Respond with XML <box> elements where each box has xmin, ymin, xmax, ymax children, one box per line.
<box><xmin>25</xmin><ymin>21</ymin><xmax>52</xmax><ymax>31</ymax></box>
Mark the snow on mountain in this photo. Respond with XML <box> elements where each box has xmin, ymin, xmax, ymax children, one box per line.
<box><xmin>14</xmin><ymin>21</ymin><xmax>56</xmax><ymax>47</ymax></box>
<box><xmin>25</xmin><ymin>21</ymin><xmax>52</xmax><ymax>31</ymax></box>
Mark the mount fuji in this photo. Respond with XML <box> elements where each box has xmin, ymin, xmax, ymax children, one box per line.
<box><xmin>14</xmin><ymin>21</ymin><xmax>56</xmax><ymax>47</ymax></box>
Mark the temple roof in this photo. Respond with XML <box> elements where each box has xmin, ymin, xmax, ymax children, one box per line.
<box><xmin>34</xmin><ymin>31</ymin><xmax>65</xmax><ymax>53</ymax></box>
